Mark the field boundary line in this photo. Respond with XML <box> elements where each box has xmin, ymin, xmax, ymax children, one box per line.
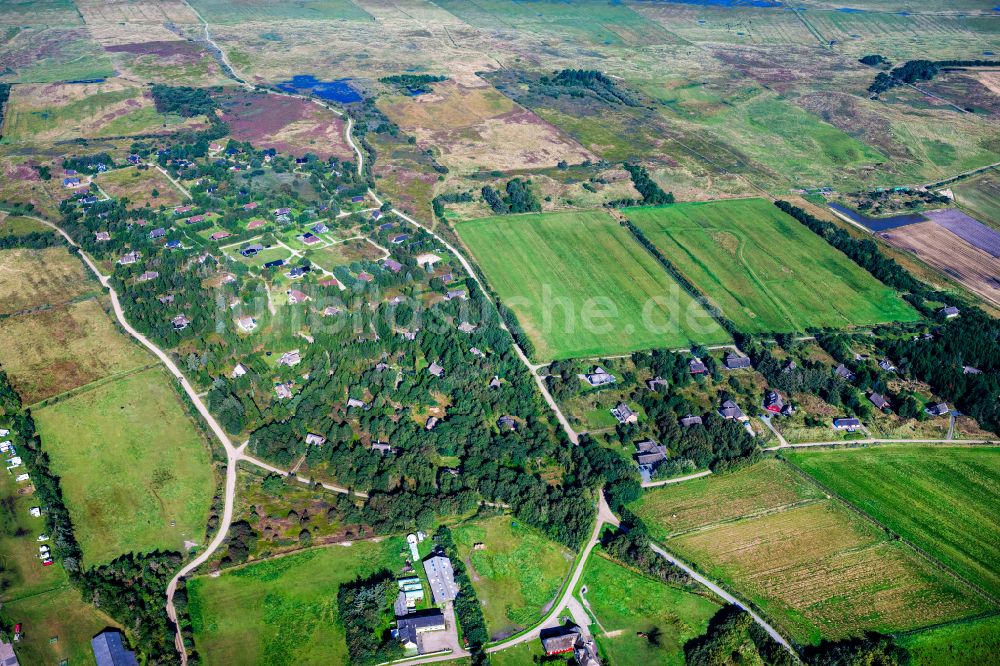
<box><xmin>1</xmin><ymin>581</ymin><xmax>74</xmax><ymax>606</ymax></box>
<box><xmin>658</xmin><ymin>497</ymin><xmax>825</xmax><ymax>541</ymax></box>
<box><xmin>779</xmin><ymin>457</ymin><xmax>1000</xmax><ymax>608</ymax></box>
<box><xmin>890</xmin><ymin>608</ymin><xmax>1000</xmax><ymax>639</ymax></box>
<box><xmin>28</xmin><ymin>361</ymin><xmax>160</xmax><ymax>410</ymax></box>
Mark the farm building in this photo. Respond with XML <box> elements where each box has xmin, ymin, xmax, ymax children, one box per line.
<box><xmin>541</xmin><ymin>625</ymin><xmax>583</xmax><ymax>656</ymax></box>
<box><xmin>423</xmin><ymin>551</ymin><xmax>460</xmax><ymax>604</ymax></box>
<box><xmin>394</xmin><ymin>609</ymin><xmax>446</xmax><ymax>650</ymax></box>
<box><xmin>91</xmin><ymin>630</ymin><xmax>138</xmax><ymax>666</ymax></box>
<box><xmin>611</xmin><ymin>402</ymin><xmax>638</xmax><ymax>424</ymax></box>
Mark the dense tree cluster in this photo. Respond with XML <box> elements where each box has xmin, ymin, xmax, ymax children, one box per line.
<box><xmin>0</xmin><ymin>230</ymin><xmax>64</xmax><ymax>250</ymax></box>
<box><xmin>378</xmin><ymin>74</ymin><xmax>447</xmax><ymax>95</ymax></box>
<box><xmin>868</xmin><ymin>58</ymin><xmax>1000</xmax><ymax>95</ymax></box>
<box><xmin>858</xmin><ymin>54</ymin><xmax>891</xmax><ymax>68</ymax></box>
<box><xmin>337</xmin><ymin>571</ymin><xmax>403</xmax><ymax>665</ymax></box>
<box><xmin>151</xmin><ymin>84</ymin><xmax>219</xmax><ymax>117</ymax></box>
<box><xmin>431</xmin><ymin>191</ymin><xmax>474</xmax><ymax>218</ymax></box>
<box><xmin>541</xmin><ymin>68</ymin><xmax>642</xmax><ymax>107</ymax></box>
<box><xmin>0</xmin><ymin>83</ymin><xmax>10</xmax><ymax>139</ymax></box>
<box><xmin>601</xmin><ymin>526</ymin><xmax>694</xmax><ymax>588</ymax></box>
<box><xmin>684</xmin><ymin>605</ymin><xmax>796</xmax><ymax>666</ymax></box>
<box><xmin>614</xmin><ymin>163</ymin><xmax>675</xmax><ymax>206</ymax></box>
<box><xmin>481</xmin><ymin>178</ymin><xmax>540</xmax><ymax>214</ymax></box>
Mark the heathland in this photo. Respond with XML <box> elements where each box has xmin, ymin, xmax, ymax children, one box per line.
<box><xmin>456</xmin><ymin>210</ymin><xmax>730</xmax><ymax>360</ymax></box>
<box><xmin>625</xmin><ymin>199</ymin><xmax>919</xmax><ymax>333</ymax></box>
<box><xmin>786</xmin><ymin>445</ymin><xmax>1000</xmax><ymax>597</ymax></box>
<box><xmin>33</xmin><ymin>367</ymin><xmax>215</xmax><ymax>565</ymax></box>
<box><xmin>187</xmin><ymin>539</ymin><xmax>406</xmax><ymax>665</ymax></box>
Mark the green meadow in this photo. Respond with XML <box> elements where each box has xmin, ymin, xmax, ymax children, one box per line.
<box><xmin>187</xmin><ymin>0</ymin><xmax>371</xmax><ymax>23</ymax></box>
<box><xmin>786</xmin><ymin>445</ymin><xmax>1000</xmax><ymax>596</ymax></box>
<box><xmin>578</xmin><ymin>553</ymin><xmax>720</xmax><ymax>666</ymax></box>
<box><xmin>625</xmin><ymin>199</ymin><xmax>919</xmax><ymax>334</ymax></box>
<box><xmin>187</xmin><ymin>539</ymin><xmax>406</xmax><ymax>665</ymax></box>
<box><xmin>451</xmin><ymin>515</ymin><xmax>574</xmax><ymax>640</ymax></box>
<box><xmin>900</xmin><ymin>614</ymin><xmax>1000</xmax><ymax>666</ymax></box>
<box><xmin>456</xmin><ymin>210</ymin><xmax>730</xmax><ymax>360</ymax></box>
<box><xmin>33</xmin><ymin>368</ymin><xmax>215</xmax><ymax>565</ymax></box>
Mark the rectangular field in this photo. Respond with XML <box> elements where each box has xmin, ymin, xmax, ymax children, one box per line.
<box><xmin>629</xmin><ymin>459</ymin><xmax>825</xmax><ymax>542</ymax></box>
<box><xmin>451</xmin><ymin>515</ymin><xmax>574</xmax><ymax>640</ymax></box>
<box><xmin>0</xmin><ymin>247</ymin><xmax>96</xmax><ymax>315</ymax></box>
<box><xmin>0</xmin><ymin>297</ymin><xmax>152</xmax><ymax>404</ymax></box>
<box><xmin>186</xmin><ymin>0</ymin><xmax>371</xmax><ymax>22</ymax></box>
<box><xmin>95</xmin><ymin>166</ymin><xmax>186</xmax><ymax>209</ymax></box>
<box><xmin>625</xmin><ymin>199</ymin><xmax>919</xmax><ymax>333</ymax></box>
<box><xmin>579</xmin><ymin>553</ymin><xmax>720</xmax><ymax>666</ymax></box>
<box><xmin>953</xmin><ymin>169</ymin><xmax>1000</xmax><ymax>229</ymax></box>
<box><xmin>671</xmin><ymin>500</ymin><xmax>991</xmax><ymax>644</ymax></box>
<box><xmin>786</xmin><ymin>445</ymin><xmax>1000</xmax><ymax>597</ymax></box>
<box><xmin>456</xmin><ymin>210</ymin><xmax>730</xmax><ymax>360</ymax></box>
<box><xmin>901</xmin><ymin>614</ymin><xmax>1000</xmax><ymax>666</ymax></box>
<box><xmin>187</xmin><ymin>539</ymin><xmax>406</xmax><ymax>665</ymax></box>
<box><xmin>878</xmin><ymin>220</ymin><xmax>1000</xmax><ymax>308</ymax></box>
<box><xmin>33</xmin><ymin>368</ymin><xmax>215</xmax><ymax>566</ymax></box>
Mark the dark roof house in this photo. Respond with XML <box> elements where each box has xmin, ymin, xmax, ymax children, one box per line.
<box><xmin>91</xmin><ymin>630</ymin><xmax>138</xmax><ymax>666</ymax></box>
<box><xmin>724</xmin><ymin>353</ymin><xmax>751</xmax><ymax>370</ymax></box>
<box><xmin>869</xmin><ymin>393</ymin><xmax>890</xmax><ymax>410</ymax></box>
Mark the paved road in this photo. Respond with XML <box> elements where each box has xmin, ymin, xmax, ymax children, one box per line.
<box><xmin>368</xmin><ymin>192</ymin><xmax>580</xmax><ymax>444</ymax></box>
<box><xmin>641</xmin><ymin>469</ymin><xmax>712</xmax><ymax>488</ymax></box>
<box><xmin>759</xmin><ymin>415</ymin><xmax>788</xmax><ymax>447</ymax></box>
<box><xmin>648</xmin><ymin>542</ymin><xmax>797</xmax><ymax>657</ymax></box>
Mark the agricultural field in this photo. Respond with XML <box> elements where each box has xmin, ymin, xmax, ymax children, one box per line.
<box><xmin>878</xmin><ymin>220</ymin><xmax>1000</xmax><ymax>308</ymax></box>
<box><xmin>0</xmin><ymin>246</ymin><xmax>96</xmax><ymax>316</ymax></box>
<box><xmin>378</xmin><ymin>79</ymin><xmax>594</xmax><ymax>173</ymax></box>
<box><xmin>0</xmin><ymin>27</ymin><xmax>113</xmax><ymax>84</ymax></box>
<box><xmin>187</xmin><ymin>539</ymin><xmax>407</xmax><ymax>665</ymax></box>
<box><xmin>578</xmin><ymin>553</ymin><xmax>721</xmax><ymax>666</ymax></box>
<box><xmin>95</xmin><ymin>166</ymin><xmax>187</xmax><ymax>209</ymax></box>
<box><xmin>671</xmin><ymin>499</ymin><xmax>990</xmax><ymax>644</ymax></box>
<box><xmin>1</xmin><ymin>80</ymin><xmax>199</xmax><ymax>143</ymax></box>
<box><xmin>0</xmin><ymin>297</ymin><xmax>152</xmax><ymax>405</ymax></box>
<box><xmin>216</xmin><ymin>89</ymin><xmax>355</xmax><ymax>161</ymax></box>
<box><xmin>186</xmin><ymin>0</ymin><xmax>371</xmax><ymax>23</ymax></box>
<box><xmin>450</xmin><ymin>515</ymin><xmax>574</xmax><ymax>640</ymax></box>
<box><xmin>953</xmin><ymin>169</ymin><xmax>1000</xmax><ymax>229</ymax></box>
<box><xmin>456</xmin><ymin>210</ymin><xmax>730</xmax><ymax>360</ymax></box>
<box><xmin>785</xmin><ymin>445</ymin><xmax>1000</xmax><ymax>597</ymax></box>
<box><xmin>630</xmin><ymin>459</ymin><xmax>824</xmax><ymax>542</ymax></box>
<box><xmin>900</xmin><ymin>614</ymin><xmax>1000</xmax><ymax>666</ymax></box>
<box><xmin>625</xmin><ymin>199</ymin><xmax>919</xmax><ymax>333</ymax></box>
<box><xmin>33</xmin><ymin>368</ymin><xmax>215</xmax><ymax>566</ymax></box>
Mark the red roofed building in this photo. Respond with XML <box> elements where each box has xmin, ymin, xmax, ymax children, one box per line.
<box><xmin>247</xmin><ymin>219</ymin><xmax>265</xmax><ymax>230</ymax></box>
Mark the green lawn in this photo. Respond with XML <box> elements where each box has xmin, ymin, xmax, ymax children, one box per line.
<box><xmin>625</xmin><ymin>199</ymin><xmax>919</xmax><ymax>334</ymax></box>
<box><xmin>456</xmin><ymin>210</ymin><xmax>729</xmax><ymax>360</ymax></box>
<box><xmin>786</xmin><ymin>445</ymin><xmax>1000</xmax><ymax>596</ymax></box>
<box><xmin>33</xmin><ymin>368</ymin><xmax>216</xmax><ymax>566</ymax></box>
<box><xmin>187</xmin><ymin>539</ymin><xmax>407</xmax><ymax>665</ymax></box>
<box><xmin>451</xmin><ymin>515</ymin><xmax>574</xmax><ymax>640</ymax></box>
<box><xmin>953</xmin><ymin>169</ymin><xmax>1000</xmax><ymax>229</ymax></box>
<box><xmin>229</xmin><ymin>245</ymin><xmax>292</xmax><ymax>268</ymax></box>
<box><xmin>578</xmin><ymin>553</ymin><xmax>720</xmax><ymax>666</ymax></box>
<box><xmin>3</xmin><ymin>585</ymin><xmax>121</xmax><ymax>666</ymax></box>
<box><xmin>900</xmin><ymin>614</ymin><xmax>1000</xmax><ymax>666</ymax></box>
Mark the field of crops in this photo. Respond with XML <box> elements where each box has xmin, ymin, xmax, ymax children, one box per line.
<box><xmin>34</xmin><ymin>368</ymin><xmax>215</xmax><ymax>565</ymax></box>
<box><xmin>671</xmin><ymin>500</ymin><xmax>990</xmax><ymax>644</ymax></box>
<box><xmin>456</xmin><ymin>210</ymin><xmax>730</xmax><ymax>360</ymax></box>
<box><xmin>188</xmin><ymin>539</ymin><xmax>407</xmax><ymax>665</ymax></box>
<box><xmin>625</xmin><ymin>199</ymin><xmax>919</xmax><ymax>333</ymax></box>
<box><xmin>578</xmin><ymin>553</ymin><xmax>720</xmax><ymax>666</ymax></box>
<box><xmin>451</xmin><ymin>515</ymin><xmax>574</xmax><ymax>640</ymax></box>
<box><xmin>786</xmin><ymin>445</ymin><xmax>1000</xmax><ymax>597</ymax></box>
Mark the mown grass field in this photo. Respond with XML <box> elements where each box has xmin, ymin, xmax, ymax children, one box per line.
<box><xmin>629</xmin><ymin>459</ymin><xmax>824</xmax><ymax>542</ymax></box>
<box><xmin>456</xmin><ymin>210</ymin><xmax>730</xmax><ymax>360</ymax></box>
<box><xmin>95</xmin><ymin>166</ymin><xmax>186</xmax><ymax>209</ymax></box>
<box><xmin>0</xmin><ymin>214</ymin><xmax>51</xmax><ymax>237</ymax></box>
<box><xmin>671</xmin><ymin>499</ymin><xmax>990</xmax><ymax>644</ymax></box>
<box><xmin>0</xmin><ymin>247</ymin><xmax>96</xmax><ymax>315</ymax></box>
<box><xmin>786</xmin><ymin>445</ymin><xmax>1000</xmax><ymax>597</ymax></box>
<box><xmin>33</xmin><ymin>368</ymin><xmax>215</xmax><ymax>566</ymax></box>
<box><xmin>188</xmin><ymin>539</ymin><xmax>406</xmax><ymax>665</ymax></box>
<box><xmin>0</xmin><ymin>297</ymin><xmax>152</xmax><ymax>404</ymax></box>
<box><xmin>451</xmin><ymin>515</ymin><xmax>573</xmax><ymax>640</ymax></box>
<box><xmin>900</xmin><ymin>614</ymin><xmax>1000</xmax><ymax>666</ymax></box>
<box><xmin>953</xmin><ymin>169</ymin><xmax>1000</xmax><ymax>229</ymax></box>
<box><xmin>3</xmin><ymin>585</ymin><xmax>121</xmax><ymax>666</ymax></box>
<box><xmin>579</xmin><ymin>553</ymin><xmax>720</xmax><ymax>666</ymax></box>
<box><xmin>625</xmin><ymin>199</ymin><xmax>919</xmax><ymax>333</ymax></box>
